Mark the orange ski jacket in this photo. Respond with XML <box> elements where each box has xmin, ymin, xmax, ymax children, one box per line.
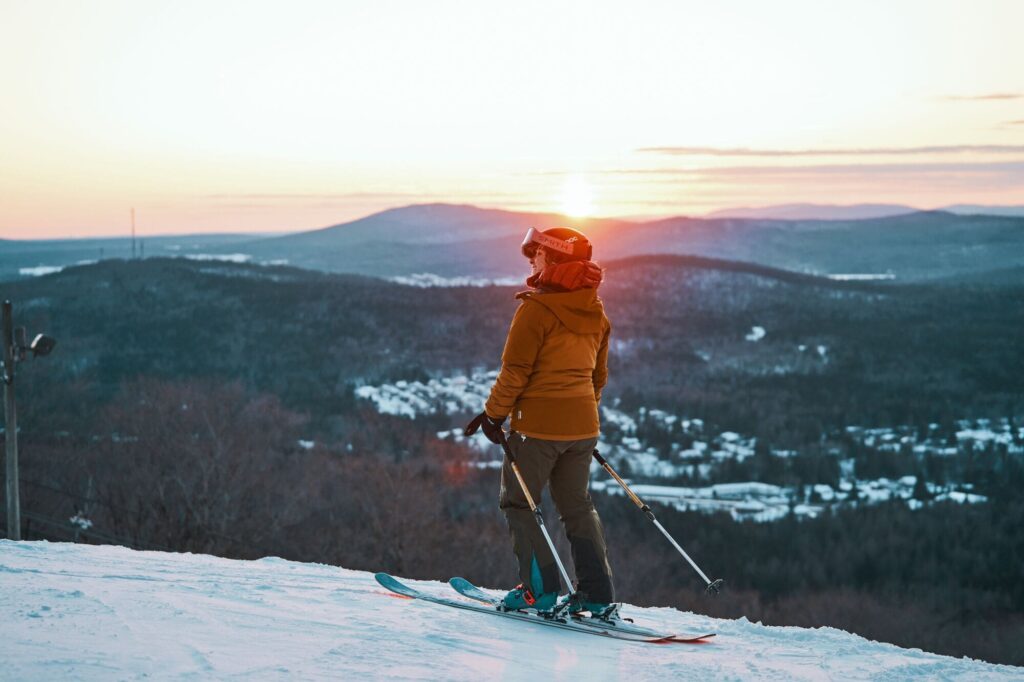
<box><xmin>484</xmin><ymin>287</ymin><xmax>611</xmax><ymax>440</ymax></box>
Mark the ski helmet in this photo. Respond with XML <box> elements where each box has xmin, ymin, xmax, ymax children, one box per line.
<box><xmin>521</xmin><ymin>227</ymin><xmax>592</xmax><ymax>262</ymax></box>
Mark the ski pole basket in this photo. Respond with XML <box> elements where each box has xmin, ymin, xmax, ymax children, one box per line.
<box><xmin>592</xmin><ymin>449</ymin><xmax>724</xmax><ymax>595</ymax></box>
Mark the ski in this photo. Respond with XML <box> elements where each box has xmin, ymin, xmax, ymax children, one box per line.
<box><xmin>448</xmin><ymin>577</ymin><xmax>715</xmax><ymax>643</ymax></box>
<box><xmin>374</xmin><ymin>573</ymin><xmax>713</xmax><ymax>644</ymax></box>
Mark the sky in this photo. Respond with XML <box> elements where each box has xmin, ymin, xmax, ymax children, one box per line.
<box><xmin>1</xmin><ymin>0</ymin><xmax>1022</xmax><ymax>239</ymax></box>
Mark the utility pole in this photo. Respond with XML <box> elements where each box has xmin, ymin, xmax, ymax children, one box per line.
<box><xmin>131</xmin><ymin>208</ymin><xmax>136</xmax><ymax>259</ymax></box>
<box><xmin>3</xmin><ymin>301</ymin><xmax>20</xmax><ymax>540</ymax></box>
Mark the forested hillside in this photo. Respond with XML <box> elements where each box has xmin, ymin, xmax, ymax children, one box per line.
<box><xmin>2</xmin><ymin>256</ymin><xmax>1023</xmax><ymax>665</ymax></box>
<box><xmin>5</xmin><ymin>256</ymin><xmax>1021</xmax><ymax>437</ymax></box>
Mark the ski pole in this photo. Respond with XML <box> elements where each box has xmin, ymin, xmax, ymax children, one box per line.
<box><xmin>592</xmin><ymin>449</ymin><xmax>724</xmax><ymax>595</ymax></box>
<box><xmin>496</xmin><ymin>430</ymin><xmax>578</xmax><ymax>606</ymax></box>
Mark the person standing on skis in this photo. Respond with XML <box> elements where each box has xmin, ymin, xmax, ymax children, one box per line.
<box><xmin>465</xmin><ymin>226</ymin><xmax>615</xmax><ymax>617</ymax></box>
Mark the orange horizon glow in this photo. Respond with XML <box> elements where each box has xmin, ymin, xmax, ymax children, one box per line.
<box><xmin>2</xmin><ymin>1</ymin><xmax>1023</xmax><ymax>240</ymax></box>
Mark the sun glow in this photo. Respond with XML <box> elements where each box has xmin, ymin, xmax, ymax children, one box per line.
<box><xmin>560</xmin><ymin>176</ymin><xmax>595</xmax><ymax>218</ymax></box>
<box><xmin>3</xmin><ymin>2</ymin><xmax>1024</xmax><ymax>237</ymax></box>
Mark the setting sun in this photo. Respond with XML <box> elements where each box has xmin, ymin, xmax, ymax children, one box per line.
<box><xmin>560</xmin><ymin>176</ymin><xmax>595</xmax><ymax>217</ymax></box>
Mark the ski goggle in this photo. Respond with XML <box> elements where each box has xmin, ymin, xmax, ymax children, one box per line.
<box><xmin>521</xmin><ymin>228</ymin><xmax>581</xmax><ymax>259</ymax></box>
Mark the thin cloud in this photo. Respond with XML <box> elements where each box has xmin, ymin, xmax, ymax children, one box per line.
<box><xmin>687</xmin><ymin>161</ymin><xmax>1022</xmax><ymax>175</ymax></box>
<box><xmin>604</xmin><ymin>161</ymin><xmax>1024</xmax><ymax>179</ymax></box>
<box><xmin>1005</xmin><ymin>120</ymin><xmax>1024</xmax><ymax>126</ymax></box>
<box><xmin>943</xmin><ymin>93</ymin><xmax>1023</xmax><ymax>101</ymax></box>
<box><xmin>602</xmin><ymin>162</ymin><xmax>1024</xmax><ymax>197</ymax></box>
<box><xmin>637</xmin><ymin>145</ymin><xmax>1024</xmax><ymax>157</ymax></box>
<box><xmin>203</xmin><ymin>192</ymin><xmax>431</xmax><ymax>201</ymax></box>
<box><xmin>202</xmin><ymin>190</ymin><xmax>534</xmax><ymax>204</ymax></box>
<box><xmin>586</xmin><ymin>162</ymin><xmax>1024</xmax><ymax>198</ymax></box>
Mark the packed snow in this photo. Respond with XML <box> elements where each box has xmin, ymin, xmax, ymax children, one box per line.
<box><xmin>354</xmin><ymin>372</ymin><xmax>1012</xmax><ymax>522</ymax></box>
<box><xmin>1</xmin><ymin>541</ymin><xmax>1017</xmax><ymax>680</ymax></box>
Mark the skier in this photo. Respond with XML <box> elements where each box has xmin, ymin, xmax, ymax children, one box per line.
<box><xmin>465</xmin><ymin>226</ymin><xmax>615</xmax><ymax>617</ymax></box>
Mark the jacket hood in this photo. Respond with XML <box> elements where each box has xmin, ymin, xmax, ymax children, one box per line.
<box><xmin>515</xmin><ymin>288</ymin><xmax>606</xmax><ymax>335</ymax></box>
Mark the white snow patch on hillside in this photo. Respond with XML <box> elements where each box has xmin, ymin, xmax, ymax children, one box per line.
<box><xmin>184</xmin><ymin>253</ymin><xmax>252</xmax><ymax>263</ymax></box>
<box><xmin>1</xmin><ymin>541</ymin><xmax>1018</xmax><ymax>681</ymax></box>
<box><xmin>828</xmin><ymin>273</ymin><xmax>896</xmax><ymax>281</ymax></box>
<box><xmin>437</xmin><ymin>428</ymin><xmax>502</xmax><ymax>453</ymax></box>
<box><xmin>352</xmin><ymin>372</ymin><xmax>1001</xmax><ymax>522</ymax></box>
<box><xmin>19</xmin><ymin>265</ymin><xmax>64</xmax><ymax>276</ymax></box>
<box><xmin>389</xmin><ymin>273</ymin><xmax>522</xmax><ymax>288</ymax></box>
<box><xmin>354</xmin><ymin>371</ymin><xmax>496</xmax><ymax>418</ymax></box>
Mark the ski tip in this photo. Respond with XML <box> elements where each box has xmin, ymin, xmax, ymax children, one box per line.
<box><xmin>374</xmin><ymin>573</ymin><xmax>424</xmax><ymax>600</ymax></box>
<box><xmin>668</xmin><ymin>633</ymin><xmax>717</xmax><ymax>644</ymax></box>
<box><xmin>374</xmin><ymin>572</ymin><xmax>408</xmax><ymax>590</ymax></box>
<box><xmin>380</xmin><ymin>591</ymin><xmax>415</xmax><ymax>600</ymax></box>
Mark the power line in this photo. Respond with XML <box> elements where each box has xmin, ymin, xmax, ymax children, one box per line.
<box><xmin>3</xmin><ymin>475</ymin><xmax>254</xmax><ymax>549</ymax></box>
<box><xmin>13</xmin><ymin>509</ymin><xmax>175</xmax><ymax>552</ymax></box>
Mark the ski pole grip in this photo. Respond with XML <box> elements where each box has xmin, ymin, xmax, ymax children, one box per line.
<box><xmin>498</xmin><ymin>430</ymin><xmax>516</xmax><ymax>464</ymax></box>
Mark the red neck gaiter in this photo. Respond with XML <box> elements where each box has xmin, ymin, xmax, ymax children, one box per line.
<box><xmin>526</xmin><ymin>260</ymin><xmax>603</xmax><ymax>292</ymax></box>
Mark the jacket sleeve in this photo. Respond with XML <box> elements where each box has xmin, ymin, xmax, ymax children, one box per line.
<box><xmin>592</xmin><ymin>321</ymin><xmax>610</xmax><ymax>403</ymax></box>
<box><xmin>485</xmin><ymin>301</ymin><xmax>548</xmax><ymax>419</ymax></box>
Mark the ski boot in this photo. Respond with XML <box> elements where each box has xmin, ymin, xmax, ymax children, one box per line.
<box><xmin>557</xmin><ymin>594</ymin><xmax>621</xmax><ymax>621</ymax></box>
<box><xmin>501</xmin><ymin>583</ymin><xmax>557</xmax><ymax>613</ymax></box>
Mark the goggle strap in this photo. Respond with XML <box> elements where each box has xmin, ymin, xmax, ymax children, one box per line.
<box><xmin>524</xmin><ymin>228</ymin><xmax>577</xmax><ymax>256</ymax></box>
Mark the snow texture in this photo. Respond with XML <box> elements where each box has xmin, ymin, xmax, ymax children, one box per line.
<box><xmin>1</xmin><ymin>541</ymin><xmax>1017</xmax><ymax>681</ymax></box>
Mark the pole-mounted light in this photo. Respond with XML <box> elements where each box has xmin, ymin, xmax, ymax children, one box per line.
<box><xmin>29</xmin><ymin>333</ymin><xmax>57</xmax><ymax>358</ymax></box>
<box><xmin>3</xmin><ymin>300</ymin><xmax>58</xmax><ymax>541</ymax></box>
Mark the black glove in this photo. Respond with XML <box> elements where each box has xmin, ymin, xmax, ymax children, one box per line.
<box><xmin>464</xmin><ymin>411</ymin><xmax>507</xmax><ymax>445</ymax></box>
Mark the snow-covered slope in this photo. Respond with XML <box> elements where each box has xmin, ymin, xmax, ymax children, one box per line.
<box><xmin>1</xmin><ymin>541</ymin><xmax>1017</xmax><ymax>680</ymax></box>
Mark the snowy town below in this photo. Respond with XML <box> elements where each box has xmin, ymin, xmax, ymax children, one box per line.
<box><xmin>354</xmin><ymin>371</ymin><xmax>1017</xmax><ymax>523</ymax></box>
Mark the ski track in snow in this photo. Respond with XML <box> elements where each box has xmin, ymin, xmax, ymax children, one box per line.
<box><xmin>0</xmin><ymin>541</ymin><xmax>1017</xmax><ymax>681</ymax></box>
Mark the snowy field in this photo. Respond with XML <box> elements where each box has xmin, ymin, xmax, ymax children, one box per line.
<box><xmin>1</xmin><ymin>541</ymin><xmax>1018</xmax><ymax>681</ymax></box>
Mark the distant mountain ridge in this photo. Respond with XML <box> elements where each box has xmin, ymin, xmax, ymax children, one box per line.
<box><xmin>704</xmin><ymin>203</ymin><xmax>919</xmax><ymax>221</ymax></box>
<box><xmin>217</xmin><ymin>203</ymin><xmax>1024</xmax><ymax>282</ymax></box>
<box><xmin>941</xmin><ymin>204</ymin><xmax>1024</xmax><ymax>217</ymax></box>
<box><xmin>4</xmin><ymin>203</ymin><xmax>1024</xmax><ymax>284</ymax></box>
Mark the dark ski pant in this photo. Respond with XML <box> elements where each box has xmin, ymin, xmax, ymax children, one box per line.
<box><xmin>499</xmin><ymin>432</ymin><xmax>615</xmax><ymax>604</ymax></box>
